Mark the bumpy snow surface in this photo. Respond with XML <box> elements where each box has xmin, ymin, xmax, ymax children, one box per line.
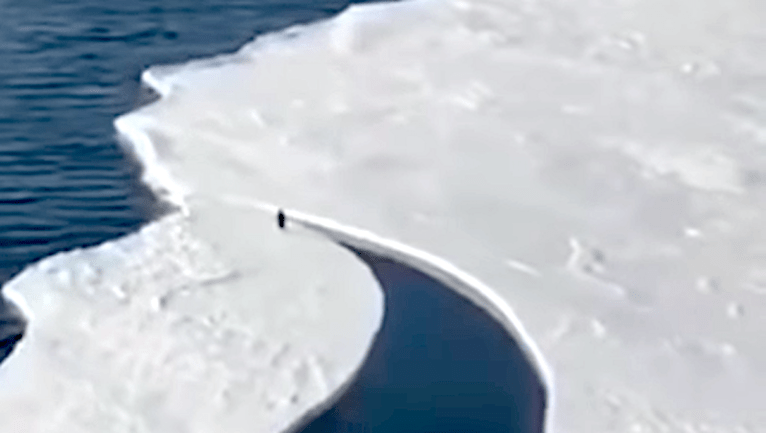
<box><xmin>2</xmin><ymin>0</ymin><xmax>766</xmax><ymax>431</ymax></box>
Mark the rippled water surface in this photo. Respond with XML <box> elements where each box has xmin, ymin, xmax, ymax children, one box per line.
<box><xmin>0</xmin><ymin>0</ymin><xmax>381</xmax><ymax>360</ymax></box>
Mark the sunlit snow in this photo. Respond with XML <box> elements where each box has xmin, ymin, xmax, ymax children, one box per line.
<box><xmin>2</xmin><ymin>0</ymin><xmax>766</xmax><ymax>431</ymax></box>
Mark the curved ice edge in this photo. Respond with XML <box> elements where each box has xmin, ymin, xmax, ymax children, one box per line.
<box><xmin>2</xmin><ymin>71</ymin><xmax>190</xmax><ymax>325</ymax></box>
<box><xmin>277</xmin><ymin>205</ymin><xmax>557</xmax><ymax>433</ymax></box>
<box><xmin>108</xmin><ymin>9</ymin><xmax>340</xmax><ymax>222</ymax></box>
<box><xmin>1</xmin><ymin>42</ymin><xmax>195</xmax><ymax>353</ymax></box>
<box><xmin>113</xmin><ymin>114</ymin><xmax>189</xmax><ymax>216</ymax></box>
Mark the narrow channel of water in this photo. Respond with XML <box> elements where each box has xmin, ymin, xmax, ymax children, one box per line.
<box><xmin>286</xmin><ymin>246</ymin><xmax>547</xmax><ymax>433</ymax></box>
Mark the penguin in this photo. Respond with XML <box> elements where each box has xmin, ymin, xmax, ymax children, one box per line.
<box><xmin>277</xmin><ymin>209</ymin><xmax>286</xmax><ymax>229</ymax></box>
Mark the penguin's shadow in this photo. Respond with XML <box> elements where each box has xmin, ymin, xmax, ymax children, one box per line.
<box><xmin>284</xmin><ymin>245</ymin><xmax>547</xmax><ymax>433</ymax></box>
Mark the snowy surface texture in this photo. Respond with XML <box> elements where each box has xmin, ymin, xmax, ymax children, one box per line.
<box><xmin>3</xmin><ymin>0</ymin><xmax>766</xmax><ymax>431</ymax></box>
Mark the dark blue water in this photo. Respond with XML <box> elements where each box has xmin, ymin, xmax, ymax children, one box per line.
<box><xmin>285</xmin><ymin>246</ymin><xmax>548</xmax><ymax>433</ymax></box>
<box><xmin>0</xmin><ymin>0</ymin><xmax>382</xmax><ymax>363</ymax></box>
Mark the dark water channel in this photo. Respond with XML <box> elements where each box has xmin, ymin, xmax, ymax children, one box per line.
<box><xmin>285</xmin><ymin>245</ymin><xmax>548</xmax><ymax>433</ymax></box>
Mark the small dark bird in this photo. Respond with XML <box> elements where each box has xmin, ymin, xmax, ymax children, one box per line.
<box><xmin>277</xmin><ymin>209</ymin><xmax>286</xmax><ymax>229</ymax></box>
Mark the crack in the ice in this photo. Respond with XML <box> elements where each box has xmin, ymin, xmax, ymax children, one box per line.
<box><xmin>275</xmin><ymin>207</ymin><xmax>554</xmax><ymax>433</ymax></box>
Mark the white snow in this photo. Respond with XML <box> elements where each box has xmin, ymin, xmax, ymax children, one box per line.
<box><xmin>2</xmin><ymin>0</ymin><xmax>766</xmax><ymax>431</ymax></box>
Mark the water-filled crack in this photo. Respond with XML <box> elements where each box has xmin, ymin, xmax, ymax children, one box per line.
<box><xmin>278</xmin><ymin>208</ymin><xmax>551</xmax><ymax>433</ymax></box>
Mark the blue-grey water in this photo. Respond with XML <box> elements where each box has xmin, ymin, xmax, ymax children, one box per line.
<box><xmin>285</xmin><ymin>245</ymin><xmax>547</xmax><ymax>433</ymax></box>
<box><xmin>0</xmin><ymin>0</ymin><xmax>381</xmax><ymax>363</ymax></box>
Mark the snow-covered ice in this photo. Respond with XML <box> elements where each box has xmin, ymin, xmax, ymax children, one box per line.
<box><xmin>2</xmin><ymin>0</ymin><xmax>766</xmax><ymax>431</ymax></box>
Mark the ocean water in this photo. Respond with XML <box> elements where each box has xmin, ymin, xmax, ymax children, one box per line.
<box><xmin>0</xmin><ymin>0</ymin><xmax>384</xmax><ymax>363</ymax></box>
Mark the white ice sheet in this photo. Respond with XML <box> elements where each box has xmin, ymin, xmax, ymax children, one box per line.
<box><xmin>3</xmin><ymin>0</ymin><xmax>766</xmax><ymax>431</ymax></box>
